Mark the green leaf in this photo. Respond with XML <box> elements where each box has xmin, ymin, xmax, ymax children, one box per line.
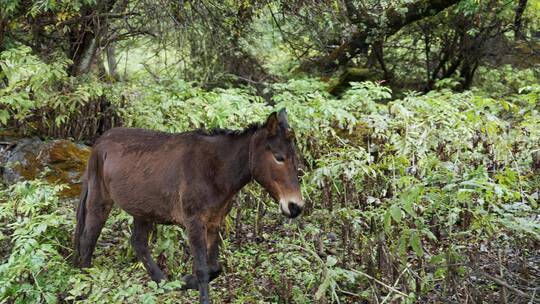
<box><xmin>390</xmin><ymin>205</ymin><xmax>402</xmax><ymax>223</ymax></box>
<box><xmin>44</xmin><ymin>292</ymin><xmax>57</xmax><ymax>304</ymax></box>
<box><xmin>0</xmin><ymin>109</ymin><xmax>9</xmax><ymax>125</ymax></box>
<box><xmin>326</xmin><ymin>255</ymin><xmax>337</xmax><ymax>267</ymax></box>
<box><xmin>410</xmin><ymin>231</ymin><xmax>424</xmax><ymax>257</ymax></box>
<box><xmin>315</xmin><ymin>276</ymin><xmax>331</xmax><ymax>300</ymax></box>
<box><xmin>402</xmin><ymin>198</ymin><xmax>415</xmax><ymax>217</ymax></box>
<box><xmin>398</xmin><ymin>230</ymin><xmax>410</xmax><ymax>257</ymax></box>
<box><xmin>384</xmin><ymin>211</ymin><xmax>392</xmax><ymax>234</ymax></box>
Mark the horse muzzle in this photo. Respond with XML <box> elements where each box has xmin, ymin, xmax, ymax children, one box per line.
<box><xmin>280</xmin><ymin>199</ymin><xmax>303</xmax><ymax>218</ymax></box>
<box><xmin>287</xmin><ymin>202</ymin><xmax>302</xmax><ymax>218</ymax></box>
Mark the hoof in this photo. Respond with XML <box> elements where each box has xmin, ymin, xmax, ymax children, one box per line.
<box><xmin>180</xmin><ymin>274</ymin><xmax>198</xmax><ymax>290</ymax></box>
<box><xmin>151</xmin><ymin>272</ymin><xmax>167</xmax><ymax>284</ymax></box>
<box><xmin>73</xmin><ymin>258</ymin><xmax>91</xmax><ymax>269</ymax></box>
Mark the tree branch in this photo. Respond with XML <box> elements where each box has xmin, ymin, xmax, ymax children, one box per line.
<box><xmin>303</xmin><ymin>0</ymin><xmax>462</xmax><ymax>74</ymax></box>
<box><xmin>474</xmin><ymin>270</ymin><xmax>529</xmax><ymax>298</ymax></box>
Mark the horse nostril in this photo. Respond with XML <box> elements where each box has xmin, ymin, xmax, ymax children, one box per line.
<box><xmin>288</xmin><ymin>202</ymin><xmax>302</xmax><ymax>218</ymax></box>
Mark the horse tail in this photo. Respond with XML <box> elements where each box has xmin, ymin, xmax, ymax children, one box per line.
<box><xmin>73</xmin><ymin>153</ymin><xmax>96</xmax><ymax>265</ymax></box>
<box><xmin>73</xmin><ymin>178</ymin><xmax>88</xmax><ymax>266</ymax></box>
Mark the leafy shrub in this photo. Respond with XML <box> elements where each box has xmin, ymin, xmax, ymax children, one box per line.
<box><xmin>117</xmin><ymin>78</ymin><xmax>271</xmax><ymax>132</ymax></box>
<box><xmin>1</xmin><ymin>70</ymin><xmax>539</xmax><ymax>302</ymax></box>
<box><xmin>100</xmin><ymin>78</ymin><xmax>540</xmax><ymax>301</ymax></box>
<box><xmin>0</xmin><ymin>180</ymin><xmax>72</xmax><ymax>303</ymax></box>
<box><xmin>0</xmin><ymin>46</ymin><xmax>120</xmax><ymax>140</ymax></box>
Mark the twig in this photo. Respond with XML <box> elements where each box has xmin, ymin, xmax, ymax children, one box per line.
<box><xmin>267</xmin><ymin>4</ymin><xmax>306</xmax><ymax>62</ymax></box>
<box><xmin>349</xmin><ymin>268</ymin><xmax>408</xmax><ymax>297</ymax></box>
<box><xmin>142</xmin><ymin>63</ymin><xmax>161</xmax><ymax>82</ymax></box>
<box><xmin>498</xmin><ymin>250</ymin><xmax>508</xmax><ymax>304</ymax></box>
<box><xmin>381</xmin><ymin>264</ymin><xmax>410</xmax><ymax>304</ymax></box>
<box><xmin>336</xmin><ymin>287</ymin><xmax>362</xmax><ymax>298</ymax></box>
<box><xmin>370</xmin><ymin>280</ymin><xmax>380</xmax><ymax>304</ymax></box>
<box><xmin>474</xmin><ymin>270</ymin><xmax>529</xmax><ymax>298</ymax></box>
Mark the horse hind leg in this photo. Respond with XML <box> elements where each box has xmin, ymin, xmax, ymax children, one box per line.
<box><xmin>131</xmin><ymin>218</ymin><xmax>166</xmax><ymax>283</ymax></box>
<box><xmin>75</xmin><ymin>183</ymin><xmax>113</xmax><ymax>268</ymax></box>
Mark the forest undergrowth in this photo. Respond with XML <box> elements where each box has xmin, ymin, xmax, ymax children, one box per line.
<box><xmin>1</xmin><ymin>68</ymin><xmax>539</xmax><ymax>302</ymax></box>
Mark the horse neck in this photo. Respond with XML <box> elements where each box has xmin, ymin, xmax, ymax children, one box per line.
<box><xmin>214</xmin><ymin>130</ymin><xmax>255</xmax><ymax>195</ymax></box>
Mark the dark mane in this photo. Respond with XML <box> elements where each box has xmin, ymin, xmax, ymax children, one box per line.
<box><xmin>191</xmin><ymin>123</ymin><xmax>262</xmax><ymax>137</ymax></box>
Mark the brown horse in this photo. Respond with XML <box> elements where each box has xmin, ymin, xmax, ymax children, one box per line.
<box><xmin>73</xmin><ymin>109</ymin><xmax>304</xmax><ymax>303</ymax></box>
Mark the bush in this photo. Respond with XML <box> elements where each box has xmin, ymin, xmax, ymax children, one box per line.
<box><xmin>1</xmin><ymin>65</ymin><xmax>539</xmax><ymax>302</ymax></box>
<box><xmin>0</xmin><ymin>46</ymin><xmax>121</xmax><ymax>140</ymax></box>
<box><xmin>0</xmin><ymin>181</ymin><xmax>72</xmax><ymax>303</ymax></box>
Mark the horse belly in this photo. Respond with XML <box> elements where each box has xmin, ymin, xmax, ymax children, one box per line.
<box><xmin>103</xmin><ymin>152</ymin><xmax>182</xmax><ymax>223</ymax></box>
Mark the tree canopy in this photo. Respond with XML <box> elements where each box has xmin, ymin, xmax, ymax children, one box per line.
<box><xmin>2</xmin><ymin>0</ymin><xmax>539</xmax><ymax>89</ymax></box>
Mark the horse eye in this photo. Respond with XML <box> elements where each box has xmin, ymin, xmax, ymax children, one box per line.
<box><xmin>274</xmin><ymin>153</ymin><xmax>285</xmax><ymax>163</ymax></box>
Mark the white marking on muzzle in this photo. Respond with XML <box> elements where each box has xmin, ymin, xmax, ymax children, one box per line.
<box><xmin>279</xmin><ymin>195</ymin><xmax>304</xmax><ymax>216</ymax></box>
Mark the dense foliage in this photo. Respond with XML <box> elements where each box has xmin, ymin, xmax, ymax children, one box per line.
<box><xmin>2</xmin><ymin>76</ymin><xmax>540</xmax><ymax>302</ymax></box>
<box><xmin>1</xmin><ymin>0</ymin><xmax>539</xmax><ymax>303</ymax></box>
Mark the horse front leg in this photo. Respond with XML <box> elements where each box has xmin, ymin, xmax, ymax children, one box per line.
<box><xmin>206</xmin><ymin>224</ymin><xmax>223</xmax><ymax>281</ymax></box>
<box><xmin>185</xmin><ymin>217</ymin><xmax>210</xmax><ymax>304</ymax></box>
<box><xmin>181</xmin><ymin>223</ymin><xmax>222</xmax><ymax>289</ymax></box>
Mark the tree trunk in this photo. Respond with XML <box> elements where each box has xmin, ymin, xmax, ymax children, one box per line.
<box><xmin>0</xmin><ymin>18</ymin><xmax>6</xmax><ymax>52</ymax></box>
<box><xmin>0</xmin><ymin>18</ymin><xmax>8</xmax><ymax>87</ymax></box>
<box><xmin>459</xmin><ymin>60</ymin><xmax>478</xmax><ymax>90</ymax></box>
<box><xmin>69</xmin><ymin>32</ymin><xmax>98</xmax><ymax>76</ymax></box>
<box><xmin>106</xmin><ymin>44</ymin><xmax>120</xmax><ymax>81</ymax></box>
<box><xmin>68</xmin><ymin>0</ymin><xmax>117</xmax><ymax>76</ymax></box>
<box><xmin>514</xmin><ymin>0</ymin><xmax>528</xmax><ymax>40</ymax></box>
<box><xmin>372</xmin><ymin>41</ymin><xmax>392</xmax><ymax>81</ymax></box>
<box><xmin>97</xmin><ymin>49</ymin><xmax>107</xmax><ymax>78</ymax></box>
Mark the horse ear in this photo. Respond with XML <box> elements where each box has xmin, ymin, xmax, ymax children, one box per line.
<box><xmin>265</xmin><ymin>111</ymin><xmax>279</xmax><ymax>135</ymax></box>
<box><xmin>278</xmin><ymin>108</ymin><xmax>289</xmax><ymax>127</ymax></box>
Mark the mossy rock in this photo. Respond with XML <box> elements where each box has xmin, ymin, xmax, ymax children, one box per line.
<box><xmin>1</xmin><ymin>138</ymin><xmax>91</xmax><ymax>198</ymax></box>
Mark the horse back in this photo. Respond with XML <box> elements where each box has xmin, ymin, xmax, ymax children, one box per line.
<box><xmin>89</xmin><ymin>128</ymin><xmax>196</xmax><ymax>224</ymax></box>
